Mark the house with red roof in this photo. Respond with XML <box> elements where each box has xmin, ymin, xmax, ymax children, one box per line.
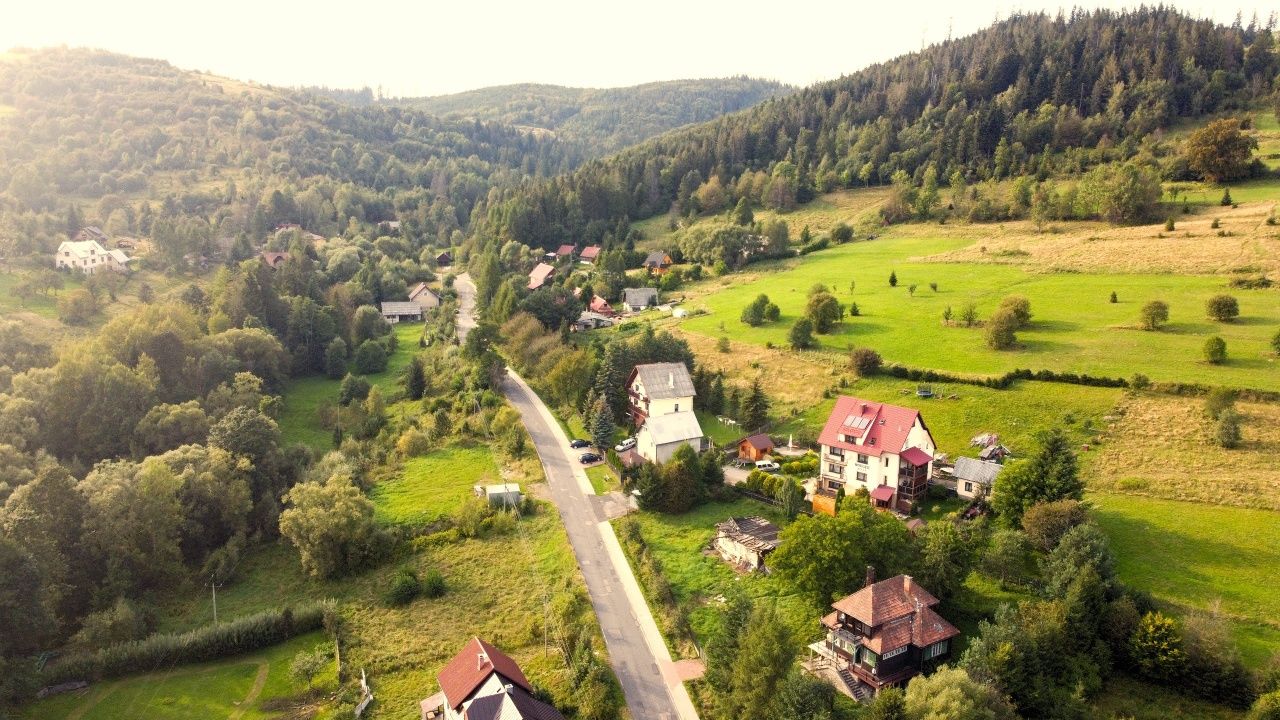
<box><xmin>420</xmin><ymin>637</ymin><xmax>565</xmax><ymax>720</ymax></box>
<box><xmin>814</xmin><ymin>396</ymin><xmax>936</xmax><ymax>515</ymax></box>
<box><xmin>527</xmin><ymin>263</ymin><xmax>556</xmax><ymax>290</ymax></box>
<box><xmin>588</xmin><ymin>295</ymin><xmax>616</xmax><ymax>316</ymax></box>
<box><xmin>813</xmin><ymin>569</ymin><xmax>959</xmax><ymax>700</ymax></box>
<box><xmin>578</xmin><ymin>245</ymin><xmax>601</xmax><ymax>263</ymax></box>
<box><xmin>554</xmin><ymin>244</ymin><xmax>575</xmax><ymax>260</ymax></box>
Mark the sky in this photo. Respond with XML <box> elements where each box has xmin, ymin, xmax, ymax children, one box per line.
<box><xmin>1</xmin><ymin>1</ymin><xmax>1275</xmax><ymax>97</ymax></box>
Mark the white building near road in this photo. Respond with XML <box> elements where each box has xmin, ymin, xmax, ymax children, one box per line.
<box><xmin>636</xmin><ymin>410</ymin><xmax>706</xmax><ymax>463</ymax></box>
<box><xmin>55</xmin><ymin>239</ymin><xmax>131</xmax><ymax>274</ymax></box>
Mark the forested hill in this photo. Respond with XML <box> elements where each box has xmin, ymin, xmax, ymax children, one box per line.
<box><xmin>0</xmin><ymin>47</ymin><xmax>581</xmax><ymax>251</ymax></box>
<box><xmin>391</xmin><ymin>78</ymin><xmax>793</xmax><ymax>155</ymax></box>
<box><xmin>476</xmin><ymin>8</ymin><xmax>1279</xmax><ymax>251</ymax></box>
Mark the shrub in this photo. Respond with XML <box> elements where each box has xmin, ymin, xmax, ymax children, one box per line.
<box><xmin>985</xmin><ymin>308</ymin><xmax>1019</xmax><ymax>350</ymax></box>
<box><xmin>72</xmin><ymin>598</ymin><xmax>151</xmax><ymax>649</ymax></box>
<box><xmin>45</xmin><ymin>603</ymin><xmax>330</xmax><ymax>684</ymax></box>
<box><xmin>1205</xmin><ymin>295</ymin><xmax>1239</xmax><ymax>322</ymax></box>
<box><xmin>998</xmin><ymin>295</ymin><xmax>1032</xmax><ymax>328</ymax></box>
<box><xmin>1165</xmin><ymin>217</ymin><xmax>1175</xmax><ymax>231</ymax></box>
<box><xmin>1021</xmin><ymin>500</ymin><xmax>1087</xmax><ymax>552</ymax></box>
<box><xmin>353</xmin><ymin>340</ymin><xmax>388</xmax><ymax>374</ymax></box>
<box><xmin>849</xmin><ymin>348</ymin><xmax>883</xmax><ymax>377</ymax></box>
<box><xmin>717</xmin><ymin>336</ymin><xmax>730</xmax><ymax>353</ymax></box>
<box><xmin>396</xmin><ymin>429</ymin><xmax>430</xmax><ymax>457</ymax></box>
<box><xmin>1139</xmin><ymin>300</ymin><xmax>1169</xmax><ymax>330</ymax></box>
<box><xmin>289</xmin><ymin>646</ymin><xmax>331</xmax><ymax>687</ymax></box>
<box><xmin>888</xmin><ymin>270</ymin><xmax>897</xmax><ymax>287</ymax></box>
<box><xmin>1211</xmin><ymin>217</ymin><xmax>1221</xmax><ymax>229</ymax></box>
<box><xmin>1204</xmin><ymin>387</ymin><xmax>1236</xmax><ymax>419</ymax></box>
<box><xmin>338</xmin><ymin>374</ymin><xmax>371</xmax><ymax>406</ymax></box>
<box><xmin>1203</xmin><ymin>336</ymin><xmax>1227</xmax><ymax>364</ymax></box>
<box><xmin>1216</xmin><ymin>409</ymin><xmax>1242</xmax><ymax>449</ymax></box>
<box><xmin>788</xmin><ymin>318</ymin><xmax>815</xmax><ymax>350</ymax></box>
<box><xmin>1221</xmin><ymin>188</ymin><xmax>1233</xmax><ymax>206</ymax></box>
<box><xmin>1109</xmin><ymin>291</ymin><xmax>1118</xmax><ymax>303</ymax></box>
<box><xmin>1131</xmin><ymin>612</ymin><xmax>1188</xmax><ymax>683</ymax></box>
<box><xmin>385</xmin><ymin>568</ymin><xmax>422</xmax><ymax>606</ymax></box>
<box><xmin>421</xmin><ymin>569</ymin><xmax>446</xmax><ymax>598</ymax></box>
<box><xmin>929</xmin><ymin>282</ymin><xmax>938</xmax><ymax>292</ymax></box>
<box><xmin>1250</xmin><ymin>692</ymin><xmax>1280</xmax><ymax>720</ymax></box>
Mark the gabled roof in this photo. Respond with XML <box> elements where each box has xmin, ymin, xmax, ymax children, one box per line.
<box><xmin>623</xmin><ymin>287</ymin><xmax>659</xmax><ymax>306</ymax></box>
<box><xmin>900</xmin><ymin>446</ymin><xmax>933</xmax><ymax>467</ymax></box>
<box><xmin>979</xmin><ymin>444</ymin><xmax>1011</xmax><ymax>461</ymax></box>
<box><xmin>438</xmin><ymin>638</ymin><xmax>532</xmax><ymax>710</ymax></box>
<box><xmin>528</xmin><ymin>263</ymin><xmax>555</xmax><ymax>290</ymax></box>
<box><xmin>408</xmin><ymin>282</ymin><xmax>439</xmax><ymax>301</ymax></box>
<box><xmin>57</xmin><ymin>239</ymin><xmax>107</xmax><ymax>258</ymax></box>
<box><xmin>641</xmin><ymin>410</ymin><xmax>703</xmax><ymax>446</ymax></box>
<box><xmin>463</xmin><ymin>686</ymin><xmax>566</xmax><ymax>720</ymax></box>
<box><xmin>579</xmin><ymin>245</ymin><xmax>601</xmax><ymax>260</ymax></box>
<box><xmin>107</xmin><ymin>249</ymin><xmax>132</xmax><ymax>264</ymax></box>
<box><xmin>588</xmin><ymin>295</ymin><xmax>614</xmax><ymax>314</ymax></box>
<box><xmin>953</xmin><ymin>457</ymin><xmax>1003</xmax><ymax>486</ymax></box>
<box><xmin>716</xmin><ymin>516</ymin><xmax>780</xmax><ymax>552</ymax></box>
<box><xmin>631</xmin><ymin>362</ymin><xmax>695</xmax><ymax>399</ymax></box>
<box><xmin>436</xmin><ymin>250</ymin><xmax>453</xmax><ymax>263</ymax></box>
<box><xmin>555</xmin><ymin>244</ymin><xmax>575</xmax><ymax>257</ymax></box>
<box><xmin>818</xmin><ymin>396</ymin><xmax>926</xmax><ymax>458</ymax></box>
<box><xmin>380</xmin><ymin>301</ymin><xmax>422</xmax><ymax>315</ymax></box>
<box><xmin>75</xmin><ymin>226</ymin><xmax>109</xmax><ymax>243</ymax></box>
<box><xmin>739</xmin><ymin>433</ymin><xmax>774</xmax><ymax>451</ymax></box>
<box><xmin>831</xmin><ymin>574</ymin><xmax>940</xmax><ymax>627</ymax></box>
<box><xmin>644</xmin><ymin>251</ymin><xmax>671</xmax><ymax>267</ymax></box>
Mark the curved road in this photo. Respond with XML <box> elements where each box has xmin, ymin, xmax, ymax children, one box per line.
<box><xmin>455</xmin><ymin>273</ymin><xmax>698</xmax><ymax>720</ymax></box>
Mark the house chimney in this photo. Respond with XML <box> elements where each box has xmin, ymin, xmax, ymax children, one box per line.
<box><xmin>864</xmin><ymin>565</ymin><xmax>876</xmax><ymax>587</ymax></box>
<box><xmin>477</xmin><ymin>650</ymin><xmax>490</xmax><ymax>670</ymax></box>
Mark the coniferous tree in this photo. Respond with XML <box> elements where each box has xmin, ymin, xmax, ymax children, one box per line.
<box><xmin>740</xmin><ymin>380</ymin><xmax>770</xmax><ymax>431</ymax></box>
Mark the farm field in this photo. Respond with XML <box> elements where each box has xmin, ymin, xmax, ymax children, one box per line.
<box><xmin>372</xmin><ymin>444</ymin><xmax>501</xmax><ymax>524</ymax></box>
<box><xmin>674</xmin><ymin>232</ymin><xmax>1280</xmax><ymax>391</ymax></box>
<box><xmin>1092</xmin><ymin>493</ymin><xmax>1280</xmax><ymax>667</ymax></box>
<box><xmin>19</xmin><ymin>631</ymin><xmax>331</xmax><ymax>720</ymax></box>
<box><xmin>280</xmin><ymin>323</ymin><xmax>424</xmax><ymax>449</ymax></box>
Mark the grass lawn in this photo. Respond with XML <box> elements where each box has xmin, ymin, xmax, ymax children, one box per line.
<box><xmin>0</xmin><ymin>271</ymin><xmax>64</xmax><ymax>318</ymax></box>
<box><xmin>1091</xmin><ymin>492</ymin><xmax>1280</xmax><ymax>667</ymax></box>
<box><xmin>586</xmin><ymin>464</ymin><xmax>619</xmax><ymax>494</ymax></box>
<box><xmin>616</xmin><ymin>498</ymin><xmax>816</xmax><ymax>650</ymax></box>
<box><xmin>695</xmin><ymin>410</ymin><xmax>743</xmax><ymax>447</ymax></box>
<box><xmin>676</xmin><ymin>233</ymin><xmax>1280</xmax><ymax>391</ymax></box>
<box><xmin>372</xmin><ymin>444</ymin><xmax>501</xmax><ymax>524</ymax></box>
<box><xmin>1089</xmin><ymin>676</ymin><xmax>1245</xmax><ymax>720</ymax></box>
<box><xmin>19</xmin><ymin>631</ymin><xmax>330</xmax><ymax>720</ymax></box>
<box><xmin>280</xmin><ymin>323</ymin><xmax>425</xmax><ymax>450</ymax></box>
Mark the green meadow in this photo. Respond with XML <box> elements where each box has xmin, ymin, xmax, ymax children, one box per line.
<box><xmin>372</xmin><ymin>444</ymin><xmax>501</xmax><ymax>524</ymax></box>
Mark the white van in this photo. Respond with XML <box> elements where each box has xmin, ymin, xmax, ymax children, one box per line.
<box><xmin>754</xmin><ymin>460</ymin><xmax>781</xmax><ymax>473</ymax></box>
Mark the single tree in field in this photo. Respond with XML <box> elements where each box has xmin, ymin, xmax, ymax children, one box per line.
<box><xmin>1203</xmin><ymin>336</ymin><xmax>1227</xmax><ymax>364</ymax></box>
<box><xmin>1206</xmin><ymin>294</ymin><xmax>1239</xmax><ymax>322</ymax></box>
<box><xmin>1139</xmin><ymin>300</ymin><xmax>1169</xmax><ymax>331</ymax></box>
<box><xmin>1109</xmin><ymin>291</ymin><xmax>1118</xmax><ymax>303</ymax></box>
<box><xmin>1184</xmin><ymin>118</ymin><xmax>1258</xmax><ymax>183</ymax></box>
<box><xmin>278</xmin><ymin>475</ymin><xmax>383</xmax><ymax>579</ymax></box>
<box><xmin>960</xmin><ymin>302</ymin><xmax>979</xmax><ymax>327</ymax></box>
<box><xmin>985</xmin><ymin>308</ymin><xmax>1019</xmax><ymax>350</ymax></box>
<box><xmin>805</xmin><ymin>291</ymin><xmax>842</xmax><ymax>333</ymax></box>
<box><xmin>788</xmin><ymin>318</ymin><xmax>815</xmax><ymax>350</ymax></box>
<box><xmin>849</xmin><ymin>348</ymin><xmax>882</xmax><ymax>377</ymax></box>
<box><xmin>402</xmin><ymin>356</ymin><xmax>426</xmax><ymax>400</ymax></box>
<box><xmin>1216</xmin><ymin>409</ymin><xmax>1242</xmax><ymax>449</ymax></box>
<box><xmin>888</xmin><ymin>270</ymin><xmax>898</xmax><ymax>287</ymax></box>
<box><xmin>998</xmin><ymin>295</ymin><xmax>1032</xmax><ymax>328</ymax></box>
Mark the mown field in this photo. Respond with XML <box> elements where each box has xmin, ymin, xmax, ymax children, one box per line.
<box><xmin>373</xmin><ymin>444</ymin><xmax>501</xmax><ymax>524</ymax></box>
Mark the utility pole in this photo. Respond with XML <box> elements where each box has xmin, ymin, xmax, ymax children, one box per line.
<box><xmin>211</xmin><ymin>581</ymin><xmax>219</xmax><ymax>625</ymax></box>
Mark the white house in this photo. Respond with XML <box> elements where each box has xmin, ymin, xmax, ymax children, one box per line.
<box><xmin>55</xmin><ymin>239</ymin><xmax>131</xmax><ymax>275</ymax></box>
<box><xmin>952</xmin><ymin>456</ymin><xmax>1002</xmax><ymax>499</ymax></box>
<box><xmin>408</xmin><ymin>282</ymin><xmax>441</xmax><ymax>310</ymax></box>
<box><xmin>420</xmin><ymin>638</ymin><xmax>564</xmax><ymax>720</ymax></box>
<box><xmin>636</xmin><ymin>410</ymin><xmax>706</xmax><ymax>463</ymax></box>
<box><xmin>626</xmin><ymin>362</ymin><xmax>695</xmax><ymax>427</ymax></box>
<box><xmin>815</xmin><ymin>396</ymin><xmax>936</xmax><ymax>513</ymax></box>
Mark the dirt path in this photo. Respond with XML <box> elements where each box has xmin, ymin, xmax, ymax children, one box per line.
<box><xmin>227</xmin><ymin>661</ymin><xmax>270</xmax><ymax>720</ymax></box>
<box><xmin>65</xmin><ymin>685</ymin><xmax>117</xmax><ymax>720</ymax></box>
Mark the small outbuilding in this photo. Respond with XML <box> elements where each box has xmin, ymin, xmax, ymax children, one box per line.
<box><xmin>434</xmin><ymin>250</ymin><xmax>453</xmax><ymax>267</ymax></box>
<box><xmin>474</xmin><ymin>483</ymin><xmax>522</xmax><ymax>509</ymax></box>
<box><xmin>713</xmin><ymin>516</ymin><xmax>780</xmax><ymax>572</ymax></box>
<box><xmin>978</xmin><ymin>444</ymin><xmax>1012</xmax><ymax>463</ymax></box>
<box><xmin>952</xmin><ymin>456</ymin><xmax>1003</xmax><ymax>499</ymax></box>
<box><xmin>380</xmin><ymin>301</ymin><xmax>424</xmax><ymax>323</ymax></box>
<box><xmin>737</xmin><ymin>433</ymin><xmax>775</xmax><ymax>462</ymax></box>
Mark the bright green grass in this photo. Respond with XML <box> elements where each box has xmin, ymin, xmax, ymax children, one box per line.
<box><xmin>776</xmin><ymin>377</ymin><xmax>1120</xmax><ymax>461</ymax></box>
<box><xmin>19</xmin><ymin>632</ymin><xmax>329</xmax><ymax>720</ymax></box>
<box><xmin>618</xmin><ymin>499</ymin><xmax>816</xmax><ymax>648</ymax></box>
<box><xmin>1177</xmin><ymin>176</ymin><xmax>1280</xmax><ymax>204</ymax></box>
<box><xmin>695</xmin><ymin>410</ymin><xmax>743</xmax><ymax>446</ymax></box>
<box><xmin>0</xmin><ymin>271</ymin><xmax>82</xmax><ymax>319</ymax></box>
<box><xmin>678</xmin><ymin>235</ymin><xmax>1280</xmax><ymax>391</ymax></box>
<box><xmin>585</xmin><ymin>464</ymin><xmax>618</xmax><ymax>494</ymax></box>
<box><xmin>372</xmin><ymin>444</ymin><xmax>500</xmax><ymax>524</ymax></box>
<box><xmin>280</xmin><ymin>323</ymin><xmax>424</xmax><ymax>449</ymax></box>
<box><xmin>1092</xmin><ymin>493</ymin><xmax>1280</xmax><ymax>667</ymax></box>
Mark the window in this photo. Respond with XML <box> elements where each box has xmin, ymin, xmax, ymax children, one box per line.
<box><xmin>856</xmin><ymin>472</ymin><xmax>867</xmax><ymax>483</ymax></box>
<box><xmin>882</xmin><ymin>646</ymin><xmax>907</xmax><ymax>660</ymax></box>
<box><xmin>829</xmin><ymin>447</ymin><xmax>843</xmax><ymax>457</ymax></box>
<box><xmin>857</xmin><ymin>454</ymin><xmax>868</xmax><ymax>464</ymax></box>
<box><xmin>925</xmin><ymin>640</ymin><xmax>948</xmax><ymax>659</ymax></box>
<box><xmin>964</xmin><ymin>482</ymin><xmax>973</xmax><ymax>492</ymax></box>
<box><xmin>674</xmin><ymin>403</ymin><xmax>679</xmax><ymax>412</ymax></box>
<box><xmin>827</xmin><ymin>463</ymin><xmax>841</xmax><ymax>474</ymax></box>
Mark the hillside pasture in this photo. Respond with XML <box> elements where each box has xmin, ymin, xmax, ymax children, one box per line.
<box><xmin>373</xmin><ymin>444</ymin><xmax>501</xmax><ymax>524</ymax></box>
<box><xmin>674</xmin><ymin>233</ymin><xmax>1280</xmax><ymax>391</ymax></box>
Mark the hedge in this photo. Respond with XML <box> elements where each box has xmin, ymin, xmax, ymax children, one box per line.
<box><xmin>43</xmin><ymin>601</ymin><xmax>333</xmax><ymax>685</ymax></box>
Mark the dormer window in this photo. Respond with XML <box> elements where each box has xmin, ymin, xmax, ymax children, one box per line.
<box><xmin>868</xmin><ymin>438</ymin><xmax>876</xmax><ymax>446</ymax></box>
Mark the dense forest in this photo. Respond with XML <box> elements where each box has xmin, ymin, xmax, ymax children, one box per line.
<box><xmin>395</xmin><ymin>78</ymin><xmax>793</xmax><ymax>155</ymax></box>
<box><xmin>474</xmin><ymin>8</ymin><xmax>1279</xmax><ymax>251</ymax></box>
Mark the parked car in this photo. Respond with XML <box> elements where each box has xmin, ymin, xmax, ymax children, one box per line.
<box><xmin>754</xmin><ymin>460</ymin><xmax>781</xmax><ymax>473</ymax></box>
<box><xmin>569</xmin><ymin>439</ymin><xmax>590</xmax><ymax>449</ymax></box>
<box><xmin>579</xmin><ymin>452</ymin><xmax>603</xmax><ymax>464</ymax></box>
<box><xmin>615</xmin><ymin>438</ymin><xmax>637</xmax><ymax>452</ymax></box>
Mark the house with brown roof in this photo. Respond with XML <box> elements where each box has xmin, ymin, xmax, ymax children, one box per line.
<box><xmin>420</xmin><ymin>638</ymin><xmax>565</xmax><ymax>720</ymax></box>
<box><xmin>814</xmin><ymin>570</ymin><xmax>959</xmax><ymax>700</ymax></box>
<box><xmin>814</xmin><ymin>397</ymin><xmax>936</xmax><ymax>515</ymax></box>
<box><xmin>737</xmin><ymin>433</ymin><xmax>775</xmax><ymax>462</ymax></box>
<box><xmin>435</xmin><ymin>250</ymin><xmax>453</xmax><ymax>267</ymax></box>
<box><xmin>408</xmin><ymin>282</ymin><xmax>441</xmax><ymax>310</ymax></box>
<box><xmin>643</xmin><ymin>251</ymin><xmax>673</xmax><ymax>275</ymax></box>
<box><xmin>713</xmin><ymin>516</ymin><xmax>780</xmax><ymax>572</ymax></box>
<box><xmin>260</xmin><ymin>251</ymin><xmax>289</xmax><ymax>269</ymax></box>
<box><xmin>528</xmin><ymin>263</ymin><xmax>555</xmax><ymax>291</ymax></box>
<box><xmin>578</xmin><ymin>245</ymin><xmax>601</xmax><ymax>263</ymax></box>
<box><xmin>588</xmin><ymin>295</ymin><xmax>616</xmax><ymax>316</ymax></box>
<box><xmin>554</xmin><ymin>244</ymin><xmax>575</xmax><ymax>260</ymax></box>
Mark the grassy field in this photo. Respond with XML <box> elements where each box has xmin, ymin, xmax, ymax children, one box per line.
<box><xmin>372</xmin><ymin>444</ymin><xmax>501</xmax><ymax>524</ymax></box>
<box><xmin>674</xmin><ymin>234</ymin><xmax>1280</xmax><ymax>391</ymax></box>
<box><xmin>1092</xmin><ymin>493</ymin><xmax>1280</xmax><ymax>667</ymax></box>
<box><xmin>20</xmin><ymin>632</ymin><xmax>331</xmax><ymax>720</ymax></box>
<box><xmin>1090</xmin><ymin>676</ymin><xmax>1245</xmax><ymax>720</ymax></box>
<box><xmin>280</xmin><ymin>323</ymin><xmax>424</xmax><ymax>449</ymax></box>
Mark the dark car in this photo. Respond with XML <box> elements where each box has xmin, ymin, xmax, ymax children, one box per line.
<box><xmin>569</xmin><ymin>439</ymin><xmax>590</xmax><ymax>449</ymax></box>
<box><xmin>579</xmin><ymin>452</ymin><xmax>602</xmax><ymax>464</ymax></box>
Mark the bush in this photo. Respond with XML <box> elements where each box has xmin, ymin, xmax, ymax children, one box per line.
<box><xmin>1165</xmin><ymin>217</ymin><xmax>1175</xmax><ymax>231</ymax></box>
<box><xmin>45</xmin><ymin>603</ymin><xmax>330</xmax><ymax>684</ymax></box>
<box><xmin>1211</xmin><ymin>217</ymin><xmax>1221</xmax><ymax>229</ymax></box>
<box><xmin>421</xmin><ymin>569</ymin><xmax>446</xmax><ymax>598</ymax></box>
<box><xmin>1109</xmin><ymin>291</ymin><xmax>1118</xmax><ymax>303</ymax></box>
<box><xmin>788</xmin><ymin>318</ymin><xmax>815</xmax><ymax>350</ymax></box>
<box><xmin>385</xmin><ymin>568</ymin><xmax>422</xmax><ymax>606</ymax></box>
<box><xmin>985</xmin><ymin>308</ymin><xmax>1019</xmax><ymax>350</ymax></box>
<box><xmin>289</xmin><ymin>646</ymin><xmax>331</xmax><ymax>686</ymax></box>
<box><xmin>72</xmin><ymin>598</ymin><xmax>151</xmax><ymax>649</ymax></box>
<box><xmin>337</xmin><ymin>373</ymin><xmax>371</xmax><ymax>406</ymax></box>
<box><xmin>1216</xmin><ymin>409</ymin><xmax>1242</xmax><ymax>449</ymax></box>
<box><xmin>1021</xmin><ymin>499</ymin><xmax>1087</xmax><ymax>552</ymax></box>
<box><xmin>1131</xmin><ymin>612</ymin><xmax>1188</xmax><ymax>683</ymax></box>
<box><xmin>353</xmin><ymin>340</ymin><xmax>388</xmax><ymax>374</ymax></box>
<box><xmin>849</xmin><ymin>348</ymin><xmax>883</xmax><ymax>377</ymax></box>
<box><xmin>998</xmin><ymin>295</ymin><xmax>1032</xmax><ymax>328</ymax></box>
<box><xmin>396</xmin><ymin>429</ymin><xmax>430</xmax><ymax>457</ymax></box>
<box><xmin>1250</xmin><ymin>691</ymin><xmax>1280</xmax><ymax>720</ymax></box>
<box><xmin>1205</xmin><ymin>294</ymin><xmax>1239</xmax><ymax>322</ymax></box>
<box><xmin>1204</xmin><ymin>387</ymin><xmax>1236</xmax><ymax>419</ymax></box>
<box><xmin>1203</xmin><ymin>336</ymin><xmax>1227</xmax><ymax>364</ymax></box>
<box><xmin>1139</xmin><ymin>300</ymin><xmax>1169</xmax><ymax>330</ymax></box>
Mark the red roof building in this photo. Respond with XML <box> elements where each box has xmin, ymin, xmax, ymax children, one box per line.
<box><xmin>527</xmin><ymin>263</ymin><xmax>555</xmax><ymax>290</ymax></box>
<box><xmin>588</xmin><ymin>295</ymin><xmax>616</xmax><ymax>316</ymax></box>
<box><xmin>579</xmin><ymin>245</ymin><xmax>601</xmax><ymax>262</ymax></box>
<box><xmin>814</xmin><ymin>396</ymin><xmax>936</xmax><ymax>514</ymax></box>
<box><xmin>554</xmin><ymin>244</ymin><xmax>575</xmax><ymax>258</ymax></box>
<box><xmin>816</xmin><ymin>571</ymin><xmax>959</xmax><ymax>697</ymax></box>
<box><xmin>424</xmin><ymin>638</ymin><xmax>565</xmax><ymax>720</ymax></box>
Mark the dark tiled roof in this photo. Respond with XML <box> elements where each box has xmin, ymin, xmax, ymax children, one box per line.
<box><xmin>644</xmin><ymin>251</ymin><xmax>671</xmax><ymax>267</ymax></box>
<box><xmin>631</xmin><ymin>362</ymin><xmax>695</xmax><ymax>400</ymax></box>
<box><xmin>831</xmin><ymin>575</ymin><xmax>940</xmax><ymax>627</ymax></box>
<box><xmin>715</xmin><ymin>516</ymin><xmax>780</xmax><ymax>552</ymax></box>
<box><xmin>438</xmin><ymin>638</ymin><xmax>532</xmax><ymax>710</ymax></box>
<box><xmin>953</xmin><ymin>457</ymin><xmax>1003</xmax><ymax>486</ymax></box>
<box><xmin>739</xmin><ymin>433</ymin><xmax>774</xmax><ymax>451</ymax></box>
<box><xmin>623</xmin><ymin>287</ymin><xmax>658</xmax><ymax>306</ymax></box>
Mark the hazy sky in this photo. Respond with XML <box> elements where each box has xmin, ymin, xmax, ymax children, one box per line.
<box><xmin>2</xmin><ymin>1</ymin><xmax>1275</xmax><ymax>97</ymax></box>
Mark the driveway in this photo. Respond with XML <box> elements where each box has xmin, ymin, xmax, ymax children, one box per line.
<box><xmin>501</xmin><ymin>369</ymin><xmax>700</xmax><ymax>720</ymax></box>
<box><xmin>453</xmin><ymin>272</ymin><xmax>477</xmax><ymax>343</ymax></box>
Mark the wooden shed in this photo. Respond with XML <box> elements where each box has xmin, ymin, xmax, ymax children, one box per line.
<box><xmin>737</xmin><ymin>433</ymin><xmax>775</xmax><ymax>462</ymax></box>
